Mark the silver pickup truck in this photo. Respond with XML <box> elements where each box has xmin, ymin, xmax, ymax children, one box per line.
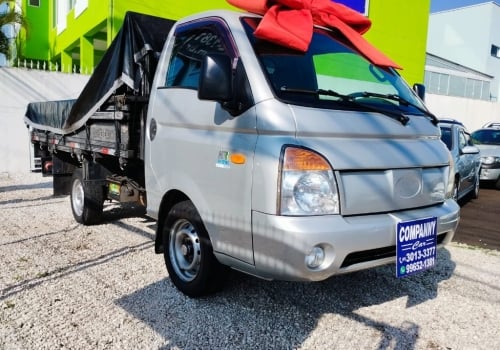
<box><xmin>26</xmin><ymin>10</ymin><xmax>460</xmax><ymax>297</ymax></box>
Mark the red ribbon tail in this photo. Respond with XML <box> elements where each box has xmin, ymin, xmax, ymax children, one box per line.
<box><xmin>330</xmin><ymin>17</ymin><xmax>402</xmax><ymax>69</ymax></box>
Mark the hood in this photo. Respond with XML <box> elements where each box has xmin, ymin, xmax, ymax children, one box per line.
<box><xmin>476</xmin><ymin>144</ymin><xmax>500</xmax><ymax>157</ymax></box>
<box><xmin>290</xmin><ymin>104</ymin><xmax>448</xmax><ymax>170</ymax></box>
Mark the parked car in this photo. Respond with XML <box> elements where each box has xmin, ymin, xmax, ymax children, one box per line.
<box><xmin>439</xmin><ymin>119</ymin><xmax>481</xmax><ymax>200</ymax></box>
<box><xmin>482</xmin><ymin>121</ymin><xmax>500</xmax><ymax>129</ymax></box>
<box><xmin>471</xmin><ymin>127</ymin><xmax>500</xmax><ymax>189</ymax></box>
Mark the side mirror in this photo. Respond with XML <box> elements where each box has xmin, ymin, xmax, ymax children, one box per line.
<box><xmin>413</xmin><ymin>83</ymin><xmax>426</xmax><ymax>101</ymax></box>
<box><xmin>198</xmin><ymin>53</ymin><xmax>233</xmax><ymax>102</ymax></box>
<box><xmin>461</xmin><ymin>145</ymin><xmax>480</xmax><ymax>155</ymax></box>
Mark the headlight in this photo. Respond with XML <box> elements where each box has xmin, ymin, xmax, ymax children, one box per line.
<box><xmin>481</xmin><ymin>156</ymin><xmax>500</xmax><ymax>165</ymax></box>
<box><xmin>279</xmin><ymin>147</ymin><xmax>339</xmax><ymax>216</ymax></box>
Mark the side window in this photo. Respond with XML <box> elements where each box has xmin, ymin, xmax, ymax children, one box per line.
<box><xmin>440</xmin><ymin>127</ymin><xmax>452</xmax><ymax>150</ymax></box>
<box><xmin>165</xmin><ymin>25</ymin><xmax>228</xmax><ymax>89</ymax></box>
<box><xmin>465</xmin><ymin>132</ymin><xmax>473</xmax><ymax>147</ymax></box>
<box><xmin>458</xmin><ymin>130</ymin><xmax>467</xmax><ymax>150</ymax></box>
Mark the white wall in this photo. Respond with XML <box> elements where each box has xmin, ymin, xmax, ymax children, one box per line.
<box><xmin>0</xmin><ymin>67</ymin><xmax>89</xmax><ymax>175</ymax></box>
<box><xmin>426</xmin><ymin>93</ymin><xmax>500</xmax><ymax>131</ymax></box>
<box><xmin>427</xmin><ymin>3</ymin><xmax>500</xmax><ymax>100</ymax></box>
<box><xmin>1</xmin><ymin>68</ymin><xmax>497</xmax><ymax>176</ymax></box>
<box><xmin>428</xmin><ymin>4</ymin><xmax>493</xmax><ymax>73</ymax></box>
<box><xmin>486</xmin><ymin>4</ymin><xmax>500</xmax><ymax>100</ymax></box>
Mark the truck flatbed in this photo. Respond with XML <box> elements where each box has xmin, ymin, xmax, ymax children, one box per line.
<box><xmin>25</xmin><ymin>12</ymin><xmax>176</xmax><ymax>160</ymax></box>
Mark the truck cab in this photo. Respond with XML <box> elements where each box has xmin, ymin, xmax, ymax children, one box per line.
<box><xmin>145</xmin><ymin>11</ymin><xmax>459</xmax><ymax>296</ymax></box>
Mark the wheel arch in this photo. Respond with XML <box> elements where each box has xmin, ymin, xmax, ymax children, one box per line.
<box><xmin>155</xmin><ymin>189</ymin><xmax>191</xmax><ymax>254</ymax></box>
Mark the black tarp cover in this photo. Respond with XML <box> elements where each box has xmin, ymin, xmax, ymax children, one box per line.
<box><xmin>25</xmin><ymin>99</ymin><xmax>76</xmax><ymax>132</ymax></box>
<box><xmin>25</xmin><ymin>12</ymin><xmax>176</xmax><ymax>134</ymax></box>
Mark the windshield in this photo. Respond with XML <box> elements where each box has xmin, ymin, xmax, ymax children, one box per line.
<box><xmin>242</xmin><ymin>17</ymin><xmax>427</xmax><ymax>115</ymax></box>
<box><xmin>471</xmin><ymin>129</ymin><xmax>500</xmax><ymax>145</ymax></box>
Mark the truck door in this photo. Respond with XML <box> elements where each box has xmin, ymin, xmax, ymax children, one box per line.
<box><xmin>147</xmin><ymin>18</ymin><xmax>257</xmax><ymax>266</ymax></box>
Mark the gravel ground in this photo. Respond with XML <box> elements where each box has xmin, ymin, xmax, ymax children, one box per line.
<box><xmin>1</xmin><ymin>172</ymin><xmax>500</xmax><ymax>350</ymax></box>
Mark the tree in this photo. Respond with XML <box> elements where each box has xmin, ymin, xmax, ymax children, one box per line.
<box><xmin>0</xmin><ymin>0</ymin><xmax>26</xmax><ymax>60</ymax></box>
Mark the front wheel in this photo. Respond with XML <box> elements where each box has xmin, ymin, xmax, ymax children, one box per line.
<box><xmin>70</xmin><ymin>168</ymin><xmax>103</xmax><ymax>225</ymax></box>
<box><xmin>163</xmin><ymin>200</ymin><xmax>227</xmax><ymax>297</ymax></box>
<box><xmin>452</xmin><ymin>178</ymin><xmax>459</xmax><ymax>202</ymax></box>
<box><xmin>471</xmin><ymin>173</ymin><xmax>480</xmax><ymax>199</ymax></box>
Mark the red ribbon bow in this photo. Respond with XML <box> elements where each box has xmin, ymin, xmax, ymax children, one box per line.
<box><xmin>227</xmin><ymin>0</ymin><xmax>401</xmax><ymax>69</ymax></box>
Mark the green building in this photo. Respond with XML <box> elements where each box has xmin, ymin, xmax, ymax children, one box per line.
<box><xmin>20</xmin><ymin>0</ymin><xmax>430</xmax><ymax>84</ymax></box>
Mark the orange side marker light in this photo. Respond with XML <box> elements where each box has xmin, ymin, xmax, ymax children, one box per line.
<box><xmin>231</xmin><ymin>153</ymin><xmax>246</xmax><ymax>164</ymax></box>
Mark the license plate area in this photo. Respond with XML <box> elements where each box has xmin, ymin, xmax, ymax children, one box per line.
<box><xmin>396</xmin><ymin>217</ymin><xmax>437</xmax><ymax>277</ymax></box>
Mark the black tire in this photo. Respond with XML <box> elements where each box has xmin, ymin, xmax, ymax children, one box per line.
<box><xmin>162</xmin><ymin>200</ymin><xmax>227</xmax><ymax>297</ymax></box>
<box><xmin>471</xmin><ymin>174</ymin><xmax>480</xmax><ymax>199</ymax></box>
<box><xmin>452</xmin><ymin>178</ymin><xmax>459</xmax><ymax>202</ymax></box>
<box><xmin>70</xmin><ymin>168</ymin><xmax>104</xmax><ymax>225</ymax></box>
<box><xmin>496</xmin><ymin>177</ymin><xmax>500</xmax><ymax>190</ymax></box>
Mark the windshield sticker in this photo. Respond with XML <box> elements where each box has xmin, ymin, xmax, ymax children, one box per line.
<box><xmin>216</xmin><ymin>151</ymin><xmax>230</xmax><ymax>169</ymax></box>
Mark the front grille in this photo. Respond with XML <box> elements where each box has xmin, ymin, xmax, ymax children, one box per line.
<box><xmin>339</xmin><ymin>167</ymin><xmax>447</xmax><ymax>216</ymax></box>
<box><xmin>482</xmin><ymin>163</ymin><xmax>500</xmax><ymax>170</ymax></box>
<box><xmin>340</xmin><ymin>233</ymin><xmax>447</xmax><ymax>268</ymax></box>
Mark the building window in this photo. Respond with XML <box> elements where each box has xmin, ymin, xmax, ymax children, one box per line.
<box><xmin>54</xmin><ymin>0</ymin><xmax>69</xmax><ymax>34</ymax></box>
<box><xmin>425</xmin><ymin>71</ymin><xmax>491</xmax><ymax>101</ymax></box>
<box><xmin>29</xmin><ymin>0</ymin><xmax>40</xmax><ymax>6</ymax></box>
<box><xmin>425</xmin><ymin>71</ymin><xmax>450</xmax><ymax>95</ymax></box>
<box><xmin>491</xmin><ymin>45</ymin><xmax>500</xmax><ymax>58</ymax></box>
<box><xmin>74</xmin><ymin>0</ymin><xmax>88</xmax><ymax>17</ymax></box>
<box><xmin>449</xmin><ymin>75</ymin><xmax>466</xmax><ymax>97</ymax></box>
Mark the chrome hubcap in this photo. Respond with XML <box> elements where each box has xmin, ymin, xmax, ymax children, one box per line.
<box><xmin>169</xmin><ymin>219</ymin><xmax>201</xmax><ymax>282</ymax></box>
<box><xmin>72</xmin><ymin>178</ymin><xmax>84</xmax><ymax>217</ymax></box>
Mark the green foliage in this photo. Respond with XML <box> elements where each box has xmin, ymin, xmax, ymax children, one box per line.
<box><xmin>0</xmin><ymin>0</ymin><xmax>27</xmax><ymax>59</ymax></box>
<box><xmin>0</xmin><ymin>30</ymin><xmax>7</xmax><ymax>54</ymax></box>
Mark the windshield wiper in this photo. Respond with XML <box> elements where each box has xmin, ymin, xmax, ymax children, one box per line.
<box><xmin>351</xmin><ymin>91</ymin><xmax>439</xmax><ymax>125</ymax></box>
<box><xmin>280</xmin><ymin>87</ymin><xmax>352</xmax><ymax>101</ymax></box>
<box><xmin>280</xmin><ymin>87</ymin><xmax>410</xmax><ymax>125</ymax></box>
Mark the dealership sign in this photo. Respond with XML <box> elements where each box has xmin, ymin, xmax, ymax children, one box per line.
<box><xmin>396</xmin><ymin>217</ymin><xmax>438</xmax><ymax>278</ymax></box>
<box><xmin>335</xmin><ymin>0</ymin><xmax>369</xmax><ymax>16</ymax></box>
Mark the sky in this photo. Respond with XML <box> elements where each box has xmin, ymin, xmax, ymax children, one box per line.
<box><xmin>431</xmin><ymin>0</ymin><xmax>499</xmax><ymax>12</ymax></box>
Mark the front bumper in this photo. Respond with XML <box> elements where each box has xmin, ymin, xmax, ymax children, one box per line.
<box><xmin>251</xmin><ymin>199</ymin><xmax>460</xmax><ymax>281</ymax></box>
<box><xmin>479</xmin><ymin>167</ymin><xmax>500</xmax><ymax>181</ymax></box>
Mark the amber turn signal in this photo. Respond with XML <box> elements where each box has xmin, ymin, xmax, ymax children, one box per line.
<box><xmin>230</xmin><ymin>153</ymin><xmax>246</xmax><ymax>164</ymax></box>
<box><xmin>283</xmin><ymin>147</ymin><xmax>330</xmax><ymax>171</ymax></box>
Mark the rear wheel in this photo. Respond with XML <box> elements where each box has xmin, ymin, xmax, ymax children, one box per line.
<box><xmin>163</xmin><ymin>200</ymin><xmax>227</xmax><ymax>297</ymax></box>
<box><xmin>70</xmin><ymin>168</ymin><xmax>103</xmax><ymax>225</ymax></box>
